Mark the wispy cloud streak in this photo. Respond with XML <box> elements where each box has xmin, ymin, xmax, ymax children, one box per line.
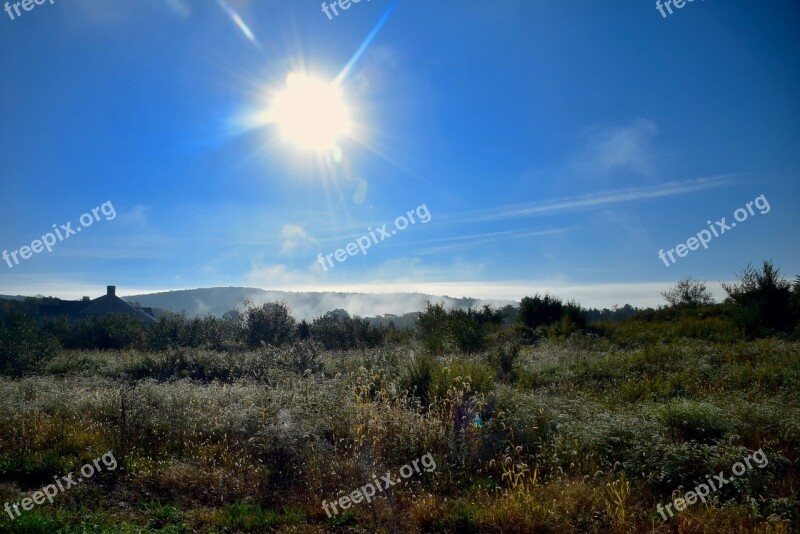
<box><xmin>417</xmin><ymin>228</ymin><xmax>568</xmax><ymax>255</ymax></box>
<box><xmin>450</xmin><ymin>175</ymin><xmax>736</xmax><ymax>224</ymax></box>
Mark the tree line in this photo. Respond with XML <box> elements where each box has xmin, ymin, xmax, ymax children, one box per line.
<box><xmin>2</xmin><ymin>260</ymin><xmax>799</xmax><ymax>376</ymax></box>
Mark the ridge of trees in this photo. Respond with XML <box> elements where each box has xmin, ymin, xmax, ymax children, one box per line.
<box><xmin>2</xmin><ymin>260</ymin><xmax>800</xmax><ymax>376</ymax></box>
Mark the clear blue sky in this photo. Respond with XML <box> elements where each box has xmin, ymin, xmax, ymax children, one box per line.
<box><xmin>1</xmin><ymin>0</ymin><xmax>799</xmax><ymax>308</ymax></box>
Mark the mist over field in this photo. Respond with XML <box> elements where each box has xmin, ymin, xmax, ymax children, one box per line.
<box><xmin>121</xmin><ymin>287</ymin><xmax>515</xmax><ymax>321</ymax></box>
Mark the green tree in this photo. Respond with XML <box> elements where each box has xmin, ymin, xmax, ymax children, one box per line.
<box><xmin>662</xmin><ymin>276</ymin><xmax>715</xmax><ymax>307</ymax></box>
<box><xmin>448</xmin><ymin>309</ymin><xmax>486</xmax><ymax>354</ymax></box>
<box><xmin>517</xmin><ymin>293</ymin><xmax>586</xmax><ymax>332</ymax></box>
<box><xmin>722</xmin><ymin>261</ymin><xmax>793</xmax><ymax>337</ymax></box>
<box><xmin>296</xmin><ymin>319</ymin><xmax>311</xmax><ymax>340</ymax></box>
<box><xmin>310</xmin><ymin>311</ymin><xmax>354</xmax><ymax>350</ymax></box>
<box><xmin>416</xmin><ymin>301</ymin><xmax>449</xmax><ymax>355</ymax></box>
<box><xmin>244</xmin><ymin>301</ymin><xmax>296</xmax><ymax>348</ymax></box>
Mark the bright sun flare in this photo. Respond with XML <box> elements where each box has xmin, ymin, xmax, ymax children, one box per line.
<box><xmin>270</xmin><ymin>72</ymin><xmax>352</xmax><ymax>152</ymax></box>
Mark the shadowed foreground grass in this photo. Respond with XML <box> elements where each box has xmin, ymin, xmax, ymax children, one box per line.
<box><xmin>0</xmin><ymin>337</ymin><xmax>797</xmax><ymax>532</ymax></box>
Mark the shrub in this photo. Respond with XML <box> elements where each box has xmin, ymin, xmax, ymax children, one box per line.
<box><xmin>557</xmin><ymin>410</ymin><xmax>663</xmax><ymax>475</ymax></box>
<box><xmin>417</xmin><ymin>302</ymin><xmax>449</xmax><ymax>355</ymax></box>
<box><xmin>490</xmin><ymin>341</ymin><xmax>520</xmax><ymax>383</ymax></box>
<box><xmin>662</xmin><ymin>277</ymin><xmax>716</xmax><ymax>307</ymax></box>
<box><xmin>518</xmin><ymin>294</ymin><xmax>587</xmax><ymax>334</ymax></box>
<box><xmin>42</xmin><ymin>315</ymin><xmax>147</xmax><ymax>350</ymax></box>
<box><xmin>244</xmin><ymin>301</ymin><xmax>296</xmax><ymax>348</ymax></box>
<box><xmin>401</xmin><ymin>353</ymin><xmax>439</xmax><ymax>407</ymax></box>
<box><xmin>417</xmin><ymin>303</ymin><xmax>504</xmax><ymax>355</ymax></box>
<box><xmin>0</xmin><ymin>310</ymin><xmax>60</xmax><ymax>376</ymax></box>
<box><xmin>660</xmin><ymin>399</ymin><xmax>732</xmax><ymax>444</ymax></box>
<box><xmin>287</xmin><ymin>339</ymin><xmax>321</xmax><ymax>374</ymax></box>
<box><xmin>221</xmin><ymin>504</ymin><xmax>304</xmax><ymax>531</ymax></box>
<box><xmin>448</xmin><ymin>312</ymin><xmax>487</xmax><ymax>355</ymax></box>
<box><xmin>311</xmin><ymin>310</ymin><xmax>355</xmax><ymax>350</ymax></box>
<box><xmin>723</xmin><ymin>261</ymin><xmax>795</xmax><ymax>337</ymax></box>
<box><xmin>296</xmin><ymin>319</ymin><xmax>311</xmax><ymax>340</ymax></box>
<box><xmin>498</xmin><ymin>323</ymin><xmax>538</xmax><ymax>345</ymax></box>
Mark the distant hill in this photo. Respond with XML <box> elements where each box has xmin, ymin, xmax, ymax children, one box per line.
<box><xmin>121</xmin><ymin>287</ymin><xmax>516</xmax><ymax>321</ymax></box>
<box><xmin>3</xmin><ymin>289</ymin><xmax>643</xmax><ymax>325</ymax></box>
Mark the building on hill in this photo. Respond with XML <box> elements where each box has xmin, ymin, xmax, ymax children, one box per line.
<box><xmin>40</xmin><ymin>286</ymin><xmax>156</xmax><ymax>323</ymax></box>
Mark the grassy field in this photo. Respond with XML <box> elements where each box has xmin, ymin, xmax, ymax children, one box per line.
<box><xmin>0</xmin><ymin>335</ymin><xmax>797</xmax><ymax>533</ymax></box>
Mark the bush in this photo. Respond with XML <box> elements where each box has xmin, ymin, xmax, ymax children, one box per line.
<box><xmin>296</xmin><ymin>319</ymin><xmax>311</xmax><ymax>340</ymax></box>
<box><xmin>417</xmin><ymin>302</ymin><xmax>449</xmax><ymax>355</ymax></box>
<box><xmin>310</xmin><ymin>310</ymin><xmax>385</xmax><ymax>350</ymax></box>
<box><xmin>660</xmin><ymin>399</ymin><xmax>732</xmax><ymax>444</ymax></box>
<box><xmin>662</xmin><ymin>277</ymin><xmax>716</xmax><ymax>307</ymax></box>
<box><xmin>41</xmin><ymin>315</ymin><xmax>148</xmax><ymax>350</ymax></box>
<box><xmin>448</xmin><ymin>310</ymin><xmax>488</xmax><ymax>354</ymax></box>
<box><xmin>287</xmin><ymin>339</ymin><xmax>321</xmax><ymax>373</ymax></box>
<box><xmin>417</xmin><ymin>303</ymin><xmax>505</xmax><ymax>355</ymax></box>
<box><xmin>244</xmin><ymin>301</ymin><xmax>296</xmax><ymax>348</ymax></box>
<box><xmin>0</xmin><ymin>310</ymin><xmax>60</xmax><ymax>376</ymax></box>
<box><xmin>594</xmin><ymin>314</ymin><xmax>742</xmax><ymax>344</ymax></box>
<box><xmin>723</xmin><ymin>261</ymin><xmax>795</xmax><ymax>337</ymax></box>
<box><xmin>498</xmin><ymin>323</ymin><xmax>538</xmax><ymax>345</ymax></box>
<box><xmin>518</xmin><ymin>294</ymin><xmax>587</xmax><ymax>334</ymax></box>
<box><xmin>401</xmin><ymin>353</ymin><xmax>439</xmax><ymax>407</ymax></box>
<box><xmin>556</xmin><ymin>410</ymin><xmax>664</xmax><ymax>474</ymax></box>
<box><xmin>490</xmin><ymin>341</ymin><xmax>520</xmax><ymax>383</ymax></box>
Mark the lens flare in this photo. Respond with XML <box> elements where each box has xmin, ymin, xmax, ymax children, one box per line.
<box><xmin>214</xmin><ymin>0</ymin><xmax>261</xmax><ymax>49</ymax></box>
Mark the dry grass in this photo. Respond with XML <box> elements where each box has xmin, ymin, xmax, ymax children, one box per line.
<box><xmin>0</xmin><ymin>339</ymin><xmax>797</xmax><ymax>532</ymax></box>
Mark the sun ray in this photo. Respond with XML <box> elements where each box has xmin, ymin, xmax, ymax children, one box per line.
<box><xmin>217</xmin><ymin>0</ymin><xmax>407</xmax><ymax>233</ymax></box>
<box><xmin>334</xmin><ymin>0</ymin><xmax>401</xmax><ymax>86</ymax></box>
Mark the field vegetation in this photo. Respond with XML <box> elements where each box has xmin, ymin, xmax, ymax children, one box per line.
<box><xmin>0</xmin><ymin>262</ymin><xmax>798</xmax><ymax>532</ymax></box>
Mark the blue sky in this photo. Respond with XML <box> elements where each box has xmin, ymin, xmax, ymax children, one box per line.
<box><xmin>1</xmin><ymin>0</ymin><xmax>799</xmax><ymax>308</ymax></box>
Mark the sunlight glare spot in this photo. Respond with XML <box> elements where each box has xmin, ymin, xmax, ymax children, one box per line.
<box><xmin>271</xmin><ymin>73</ymin><xmax>352</xmax><ymax>152</ymax></box>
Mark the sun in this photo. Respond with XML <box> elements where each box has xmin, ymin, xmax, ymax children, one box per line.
<box><xmin>270</xmin><ymin>72</ymin><xmax>352</xmax><ymax>152</ymax></box>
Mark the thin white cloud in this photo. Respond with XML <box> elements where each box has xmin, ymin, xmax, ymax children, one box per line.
<box><xmin>163</xmin><ymin>0</ymin><xmax>192</xmax><ymax>18</ymax></box>
<box><xmin>358</xmin><ymin>257</ymin><xmax>488</xmax><ymax>282</ymax></box>
<box><xmin>68</xmin><ymin>0</ymin><xmax>188</xmax><ymax>25</ymax></box>
<box><xmin>350</xmin><ymin>45</ymin><xmax>402</xmax><ymax>96</ymax></box>
<box><xmin>449</xmin><ymin>175</ymin><xmax>735</xmax><ymax>224</ymax></box>
<box><xmin>246</xmin><ymin>263</ymin><xmax>318</xmax><ymax>286</ymax></box>
<box><xmin>244</xmin><ymin>257</ymin><xmax>489</xmax><ymax>289</ymax></box>
<box><xmin>417</xmin><ymin>227</ymin><xmax>568</xmax><ymax>255</ymax></box>
<box><xmin>279</xmin><ymin>224</ymin><xmax>318</xmax><ymax>254</ymax></box>
<box><xmin>117</xmin><ymin>204</ymin><xmax>150</xmax><ymax>226</ymax></box>
<box><xmin>573</xmin><ymin>118</ymin><xmax>659</xmax><ymax>179</ymax></box>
